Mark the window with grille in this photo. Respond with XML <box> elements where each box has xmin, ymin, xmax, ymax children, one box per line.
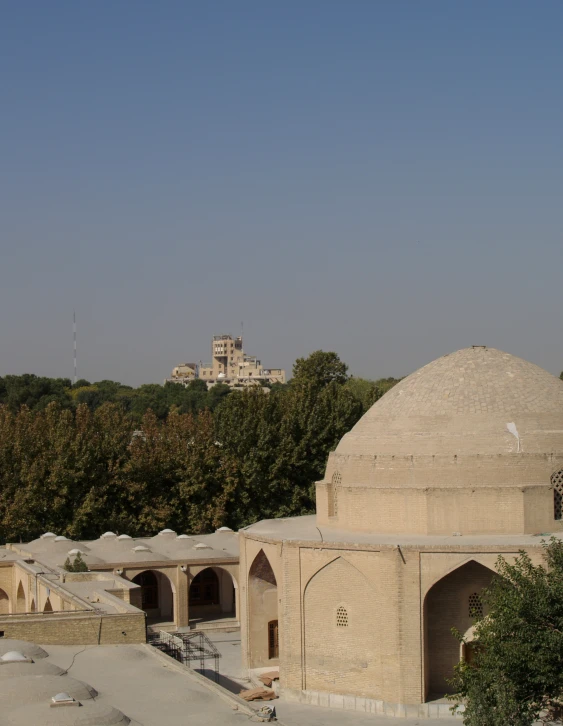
<box><xmin>329</xmin><ymin>471</ymin><xmax>341</xmax><ymax>518</ymax></box>
<box><xmin>336</xmin><ymin>606</ymin><xmax>348</xmax><ymax>627</ymax></box>
<box><xmin>553</xmin><ymin>470</ymin><xmax>563</xmax><ymax>520</ymax></box>
<box><xmin>468</xmin><ymin>593</ymin><xmax>483</xmax><ymax>619</ymax></box>
<box><xmin>268</xmin><ymin>620</ymin><xmax>279</xmax><ymax>659</ymax></box>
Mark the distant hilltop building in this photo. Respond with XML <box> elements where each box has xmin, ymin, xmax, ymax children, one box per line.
<box><xmin>167</xmin><ymin>334</ymin><xmax>285</xmax><ymax>388</ymax></box>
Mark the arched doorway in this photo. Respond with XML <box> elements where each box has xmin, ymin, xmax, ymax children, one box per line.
<box><xmin>16</xmin><ymin>582</ymin><xmax>26</xmax><ymax>613</ymax></box>
<box><xmin>44</xmin><ymin>597</ymin><xmax>53</xmax><ymax>613</ymax></box>
<box><xmin>0</xmin><ymin>588</ymin><xmax>9</xmax><ymax>615</ymax></box>
<box><xmin>424</xmin><ymin>560</ymin><xmax>495</xmax><ymax>699</ymax></box>
<box><xmin>248</xmin><ymin>550</ymin><xmax>278</xmax><ymax>668</ymax></box>
<box><xmin>132</xmin><ymin>570</ymin><xmax>174</xmax><ymax>622</ymax></box>
<box><xmin>190</xmin><ymin>569</ymin><xmax>219</xmax><ymax>606</ymax></box>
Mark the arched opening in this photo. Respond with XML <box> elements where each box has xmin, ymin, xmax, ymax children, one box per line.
<box><xmin>30</xmin><ymin>599</ymin><xmax>36</xmax><ymax>613</ymax></box>
<box><xmin>16</xmin><ymin>582</ymin><xmax>26</xmax><ymax>613</ymax></box>
<box><xmin>552</xmin><ymin>469</ymin><xmax>563</xmax><ymax>520</ymax></box>
<box><xmin>248</xmin><ymin>550</ymin><xmax>278</xmax><ymax>668</ymax></box>
<box><xmin>190</xmin><ymin>569</ymin><xmax>219</xmax><ymax>606</ymax></box>
<box><xmin>132</xmin><ymin>570</ymin><xmax>174</xmax><ymax>622</ymax></box>
<box><xmin>188</xmin><ymin>567</ymin><xmax>237</xmax><ymax>625</ymax></box>
<box><xmin>44</xmin><ymin>597</ymin><xmax>53</xmax><ymax>613</ymax></box>
<box><xmin>424</xmin><ymin>560</ymin><xmax>495</xmax><ymax>700</ymax></box>
<box><xmin>0</xmin><ymin>588</ymin><xmax>9</xmax><ymax>615</ymax></box>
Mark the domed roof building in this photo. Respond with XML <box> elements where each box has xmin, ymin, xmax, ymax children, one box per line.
<box><xmin>239</xmin><ymin>347</ymin><xmax>563</xmax><ymax>718</ymax></box>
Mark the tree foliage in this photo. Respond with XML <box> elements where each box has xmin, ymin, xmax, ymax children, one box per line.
<box><xmin>0</xmin><ymin>351</ymin><xmax>398</xmax><ymax>543</ymax></box>
<box><xmin>448</xmin><ymin>539</ymin><xmax>563</xmax><ymax>726</ymax></box>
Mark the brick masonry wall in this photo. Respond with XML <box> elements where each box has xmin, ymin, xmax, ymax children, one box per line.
<box><xmin>0</xmin><ymin>611</ymin><xmax>146</xmax><ymax>645</ymax></box>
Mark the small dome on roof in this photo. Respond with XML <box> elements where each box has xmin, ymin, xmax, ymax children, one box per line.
<box><xmin>216</xmin><ymin>526</ymin><xmax>233</xmax><ymax>532</ymax></box>
<box><xmin>132</xmin><ymin>545</ymin><xmax>151</xmax><ymax>552</ymax></box>
<box><xmin>0</xmin><ymin>674</ymin><xmax>97</xmax><ymax>706</ymax></box>
<box><xmin>158</xmin><ymin>528</ymin><xmax>176</xmax><ymax>535</ymax></box>
<box><xmin>0</xmin><ymin>640</ymin><xmax>47</xmax><ymax>660</ymax></box>
<box><xmin>67</xmin><ymin>549</ymin><xmax>82</xmax><ymax>556</ymax></box>
<box><xmin>194</xmin><ymin>543</ymin><xmax>212</xmax><ymax>550</ymax></box>
<box><xmin>1</xmin><ymin>651</ymin><xmax>30</xmax><ymax>663</ymax></box>
<box><xmin>0</xmin><ymin>660</ymin><xmax>64</xmax><ymax>678</ymax></box>
<box><xmin>176</xmin><ymin>534</ymin><xmax>191</xmax><ymax>539</ymax></box>
<box><xmin>41</xmin><ymin>532</ymin><xmax>56</xmax><ymax>539</ymax></box>
<box><xmin>117</xmin><ymin>534</ymin><xmax>132</xmax><ymax>540</ymax></box>
<box><xmin>101</xmin><ymin>532</ymin><xmax>116</xmax><ymax>538</ymax></box>
<box><xmin>54</xmin><ymin>536</ymin><xmax>69</xmax><ymax>542</ymax></box>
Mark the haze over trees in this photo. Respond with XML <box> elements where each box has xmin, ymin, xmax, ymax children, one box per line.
<box><xmin>0</xmin><ymin>351</ymin><xmax>400</xmax><ymax>543</ymax></box>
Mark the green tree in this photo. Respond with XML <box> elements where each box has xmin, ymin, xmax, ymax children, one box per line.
<box><xmin>448</xmin><ymin>539</ymin><xmax>563</xmax><ymax>726</ymax></box>
<box><xmin>345</xmin><ymin>377</ymin><xmax>382</xmax><ymax>412</ymax></box>
<box><xmin>292</xmin><ymin>351</ymin><xmax>348</xmax><ymax>389</ymax></box>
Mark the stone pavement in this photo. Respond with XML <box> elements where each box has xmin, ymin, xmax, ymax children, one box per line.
<box><xmin>204</xmin><ymin>630</ymin><xmax>461</xmax><ymax>726</ymax></box>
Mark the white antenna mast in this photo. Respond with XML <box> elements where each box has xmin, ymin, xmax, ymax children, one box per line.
<box><xmin>73</xmin><ymin>310</ymin><xmax>77</xmax><ymax>384</ymax></box>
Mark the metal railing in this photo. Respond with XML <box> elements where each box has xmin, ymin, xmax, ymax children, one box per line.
<box><xmin>148</xmin><ymin>629</ymin><xmax>221</xmax><ymax>681</ymax></box>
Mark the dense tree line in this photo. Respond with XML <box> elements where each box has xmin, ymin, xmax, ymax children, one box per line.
<box><xmin>0</xmin><ymin>353</ymin><xmax>400</xmax><ymax>543</ymax></box>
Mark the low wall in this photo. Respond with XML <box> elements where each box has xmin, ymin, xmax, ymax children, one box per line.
<box><xmin>0</xmin><ymin>611</ymin><xmax>146</xmax><ymax>645</ymax></box>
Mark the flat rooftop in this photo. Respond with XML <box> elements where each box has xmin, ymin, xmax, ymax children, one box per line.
<box><xmin>244</xmin><ymin>515</ymin><xmax>563</xmax><ymax>549</ymax></box>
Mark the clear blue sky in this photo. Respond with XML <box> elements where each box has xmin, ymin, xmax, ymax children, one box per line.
<box><xmin>1</xmin><ymin>1</ymin><xmax>562</xmax><ymax>385</ymax></box>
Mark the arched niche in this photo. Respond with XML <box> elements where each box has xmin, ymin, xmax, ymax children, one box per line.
<box><xmin>303</xmin><ymin>556</ymin><xmax>378</xmax><ymax>697</ymax></box>
<box><xmin>16</xmin><ymin>582</ymin><xmax>26</xmax><ymax>613</ymax></box>
<box><xmin>189</xmin><ymin>566</ymin><xmax>236</xmax><ymax>619</ymax></box>
<box><xmin>424</xmin><ymin>559</ymin><xmax>495</xmax><ymax>700</ymax></box>
<box><xmin>248</xmin><ymin>550</ymin><xmax>278</xmax><ymax>668</ymax></box>
<box><xmin>132</xmin><ymin>570</ymin><xmax>174</xmax><ymax>622</ymax></box>
<box><xmin>44</xmin><ymin>597</ymin><xmax>53</xmax><ymax>613</ymax></box>
<box><xmin>0</xmin><ymin>588</ymin><xmax>9</xmax><ymax>615</ymax></box>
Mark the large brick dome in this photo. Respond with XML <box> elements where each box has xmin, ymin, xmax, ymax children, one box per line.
<box><xmin>318</xmin><ymin>347</ymin><xmax>563</xmax><ymax>535</ymax></box>
<box><xmin>336</xmin><ymin>346</ymin><xmax>563</xmax><ymax>457</ymax></box>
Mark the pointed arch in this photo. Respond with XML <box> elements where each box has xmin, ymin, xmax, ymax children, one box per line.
<box><xmin>423</xmin><ymin>557</ymin><xmax>497</xmax><ymax>598</ymax></box>
<box><xmin>0</xmin><ymin>588</ymin><xmax>9</xmax><ymax>615</ymax></box>
<box><xmin>43</xmin><ymin>597</ymin><xmax>53</xmax><ymax>613</ymax></box>
<box><xmin>424</xmin><ymin>559</ymin><xmax>496</xmax><ymax>700</ymax></box>
<box><xmin>303</xmin><ymin>556</ymin><xmax>377</xmax><ymax>696</ymax></box>
<box><xmin>247</xmin><ymin>549</ymin><xmax>279</xmax><ymax>667</ymax></box>
<box><xmin>16</xmin><ymin>581</ymin><xmax>26</xmax><ymax>613</ymax></box>
<box><xmin>30</xmin><ymin>598</ymin><xmax>36</xmax><ymax>613</ymax></box>
<box><xmin>249</xmin><ymin>549</ymin><xmax>277</xmax><ymax>586</ymax></box>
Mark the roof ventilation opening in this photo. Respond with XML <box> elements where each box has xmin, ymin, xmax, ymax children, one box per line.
<box><xmin>216</xmin><ymin>526</ymin><xmax>233</xmax><ymax>533</ymax></box>
<box><xmin>132</xmin><ymin>545</ymin><xmax>151</xmax><ymax>553</ymax></box>
<box><xmin>117</xmin><ymin>534</ymin><xmax>132</xmax><ymax>540</ymax></box>
<box><xmin>176</xmin><ymin>534</ymin><xmax>191</xmax><ymax>540</ymax></box>
<box><xmin>101</xmin><ymin>532</ymin><xmax>117</xmax><ymax>539</ymax></box>
<box><xmin>51</xmin><ymin>692</ymin><xmax>79</xmax><ymax>708</ymax></box>
<box><xmin>194</xmin><ymin>542</ymin><xmax>212</xmax><ymax>550</ymax></box>
<box><xmin>0</xmin><ymin>651</ymin><xmax>32</xmax><ymax>664</ymax></box>
<box><xmin>158</xmin><ymin>528</ymin><xmax>176</xmax><ymax>536</ymax></box>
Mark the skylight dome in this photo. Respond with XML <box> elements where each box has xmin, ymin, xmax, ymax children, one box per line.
<box><xmin>194</xmin><ymin>543</ymin><xmax>212</xmax><ymax>550</ymax></box>
<box><xmin>101</xmin><ymin>532</ymin><xmax>116</xmax><ymax>538</ymax></box>
<box><xmin>1</xmin><ymin>651</ymin><xmax>30</xmax><ymax>663</ymax></box>
<box><xmin>158</xmin><ymin>528</ymin><xmax>176</xmax><ymax>535</ymax></box>
<box><xmin>216</xmin><ymin>526</ymin><xmax>233</xmax><ymax>532</ymax></box>
<box><xmin>54</xmin><ymin>536</ymin><xmax>68</xmax><ymax>542</ymax></box>
<box><xmin>176</xmin><ymin>534</ymin><xmax>191</xmax><ymax>539</ymax></box>
<box><xmin>41</xmin><ymin>532</ymin><xmax>56</xmax><ymax>539</ymax></box>
<box><xmin>67</xmin><ymin>549</ymin><xmax>82</xmax><ymax>556</ymax></box>
<box><xmin>117</xmin><ymin>534</ymin><xmax>132</xmax><ymax>540</ymax></box>
<box><xmin>132</xmin><ymin>545</ymin><xmax>151</xmax><ymax>552</ymax></box>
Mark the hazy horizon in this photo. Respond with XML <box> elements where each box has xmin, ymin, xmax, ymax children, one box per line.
<box><xmin>2</xmin><ymin>2</ymin><xmax>563</xmax><ymax>386</ymax></box>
